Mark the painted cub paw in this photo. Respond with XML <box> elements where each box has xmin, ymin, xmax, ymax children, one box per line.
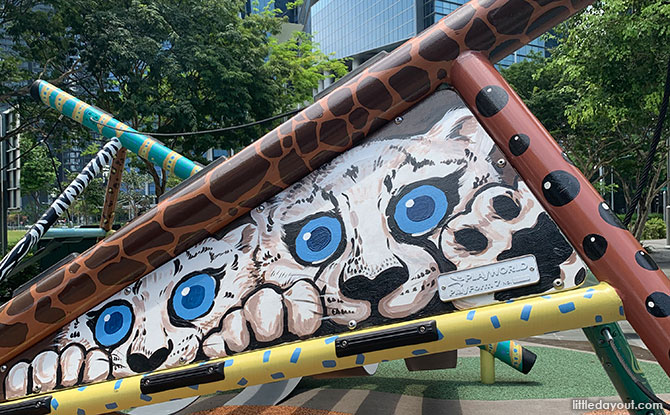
<box><xmin>4</xmin><ymin>347</ymin><xmax>109</xmax><ymax>400</ymax></box>
<box><xmin>202</xmin><ymin>280</ymin><xmax>323</xmax><ymax>357</ymax></box>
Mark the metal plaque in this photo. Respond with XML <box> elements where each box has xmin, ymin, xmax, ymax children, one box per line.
<box><xmin>438</xmin><ymin>255</ymin><xmax>540</xmax><ymax>302</ymax></box>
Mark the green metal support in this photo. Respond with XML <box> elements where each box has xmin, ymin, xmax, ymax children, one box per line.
<box><xmin>583</xmin><ymin>322</ymin><xmax>664</xmax><ymax>415</ymax></box>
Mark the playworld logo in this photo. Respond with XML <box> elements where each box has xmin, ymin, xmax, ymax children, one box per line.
<box><xmin>438</xmin><ymin>254</ymin><xmax>541</xmax><ymax>302</ymax></box>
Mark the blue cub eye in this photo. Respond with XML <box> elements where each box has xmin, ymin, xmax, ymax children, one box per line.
<box><xmin>394</xmin><ymin>185</ymin><xmax>448</xmax><ymax>235</ymax></box>
<box><xmin>172</xmin><ymin>274</ymin><xmax>216</xmax><ymax>321</ymax></box>
<box><xmin>95</xmin><ymin>303</ymin><xmax>133</xmax><ymax>347</ymax></box>
<box><xmin>295</xmin><ymin>216</ymin><xmax>342</xmax><ymax>264</ymax></box>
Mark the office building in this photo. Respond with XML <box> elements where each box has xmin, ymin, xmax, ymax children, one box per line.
<box><xmin>295</xmin><ymin>0</ymin><xmax>547</xmax><ymax>68</ymax></box>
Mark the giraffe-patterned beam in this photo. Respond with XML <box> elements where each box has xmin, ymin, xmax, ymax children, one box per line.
<box><xmin>450</xmin><ymin>51</ymin><xmax>670</xmax><ymax>376</ymax></box>
<box><xmin>0</xmin><ymin>0</ymin><xmax>595</xmax><ymax>366</ymax></box>
<box><xmin>30</xmin><ymin>81</ymin><xmax>202</xmax><ymax>180</ymax></box>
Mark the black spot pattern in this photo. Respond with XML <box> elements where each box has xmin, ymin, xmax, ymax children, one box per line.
<box><xmin>389</xmin><ymin>66</ymin><xmax>431</xmax><ymax>102</ymax></box>
<box><xmin>418</xmin><ymin>30</ymin><xmax>460</xmax><ymax>62</ymax></box>
<box><xmin>646</xmin><ymin>292</ymin><xmax>670</xmax><ymax>317</ymax></box>
<box><xmin>487</xmin><ymin>0</ymin><xmax>534</xmax><ymax>35</ymax></box>
<box><xmin>582</xmin><ymin>234</ymin><xmax>607</xmax><ymax>261</ymax></box>
<box><xmin>598</xmin><ymin>202</ymin><xmax>625</xmax><ymax>229</ymax></box>
<box><xmin>492</xmin><ymin>195</ymin><xmax>521</xmax><ymax>220</ymax></box>
<box><xmin>465</xmin><ymin>18</ymin><xmax>496</xmax><ymax>51</ymax></box>
<box><xmin>635</xmin><ymin>250</ymin><xmax>659</xmax><ymax>271</ymax></box>
<box><xmin>509</xmin><ymin>134</ymin><xmax>529</xmax><ymax>156</ymax></box>
<box><xmin>475</xmin><ymin>85</ymin><xmax>509</xmax><ymax>117</ymax></box>
<box><xmin>541</xmin><ymin>170</ymin><xmax>580</xmax><ymax>207</ymax></box>
<box><xmin>454</xmin><ymin>228</ymin><xmax>488</xmax><ymax>253</ymax></box>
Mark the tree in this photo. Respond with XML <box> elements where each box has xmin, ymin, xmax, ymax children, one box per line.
<box><xmin>116</xmin><ymin>153</ymin><xmax>152</xmax><ymax>221</ymax></box>
<box><xmin>19</xmin><ymin>134</ymin><xmax>58</xmax><ymax>208</ymax></box>
<box><xmin>1</xmin><ymin>0</ymin><xmax>346</xmax><ymax>201</ymax></box>
<box><xmin>66</xmin><ymin>143</ymin><xmax>106</xmax><ymax>225</ymax></box>
<box><xmin>502</xmin><ymin>0</ymin><xmax>670</xmax><ymax>239</ymax></box>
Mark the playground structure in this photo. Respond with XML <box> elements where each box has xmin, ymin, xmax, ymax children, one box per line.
<box><xmin>0</xmin><ymin>0</ymin><xmax>668</xmax><ymax>414</ymax></box>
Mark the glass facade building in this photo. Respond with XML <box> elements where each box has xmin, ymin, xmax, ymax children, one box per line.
<box><xmin>311</xmin><ymin>0</ymin><xmax>416</xmax><ymax>60</ymax></box>
<box><xmin>308</xmin><ymin>0</ymin><xmax>547</xmax><ymax>67</ymax></box>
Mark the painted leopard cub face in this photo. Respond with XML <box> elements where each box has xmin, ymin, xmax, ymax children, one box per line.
<box><xmin>250</xmin><ymin>108</ymin><xmax>584</xmax><ymax>325</ymax></box>
<box><xmin>4</xmin><ymin>225</ymin><xmax>260</xmax><ymax>399</ymax></box>
<box><xmin>4</xmin><ymin>106</ymin><xmax>586</xmax><ymax>400</ymax></box>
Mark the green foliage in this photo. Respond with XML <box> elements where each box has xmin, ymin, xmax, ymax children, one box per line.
<box><xmin>642</xmin><ymin>217</ymin><xmax>667</xmax><ymax>240</ymax></box>
<box><xmin>1</xmin><ymin>0</ymin><xmax>346</xmax><ymax>199</ymax></box>
<box><xmin>502</xmin><ymin>0</ymin><xmax>670</xmax><ymax>239</ymax></box>
<box><xmin>265</xmin><ymin>31</ymin><xmax>348</xmax><ymax>111</ymax></box>
<box><xmin>19</xmin><ymin>134</ymin><xmax>58</xmax><ymax>203</ymax></box>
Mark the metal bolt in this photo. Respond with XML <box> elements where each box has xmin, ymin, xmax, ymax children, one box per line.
<box><xmin>33</xmin><ymin>384</ymin><xmax>41</xmax><ymax>393</ymax></box>
<box><xmin>418</xmin><ymin>325</ymin><xmax>426</xmax><ymax>334</ymax></box>
<box><xmin>256</xmin><ymin>205</ymin><xmax>265</xmax><ymax>212</ymax></box>
<box><xmin>179</xmin><ymin>356</ymin><xmax>187</xmax><ymax>364</ymax></box>
<box><xmin>341</xmin><ymin>340</ymin><xmax>348</xmax><ymax>347</ymax></box>
<box><xmin>0</xmin><ymin>365</ymin><xmax>7</xmax><ymax>373</ymax></box>
<box><xmin>440</xmin><ymin>285</ymin><xmax>446</xmax><ymax>291</ymax></box>
<box><xmin>496</xmin><ymin>158</ymin><xmax>507</xmax><ymax>168</ymax></box>
<box><xmin>124</xmin><ymin>287</ymin><xmax>132</xmax><ymax>295</ymax></box>
<box><xmin>348</xmin><ymin>320</ymin><xmax>357</xmax><ymax>330</ymax></box>
<box><xmin>394</xmin><ymin>116</ymin><xmax>403</xmax><ymax>125</ymax></box>
<box><xmin>208</xmin><ymin>367</ymin><xmax>215</xmax><ymax>374</ymax></box>
<box><xmin>529</xmin><ymin>267</ymin><xmax>535</xmax><ymax>272</ymax></box>
<box><xmin>553</xmin><ymin>279</ymin><xmax>564</xmax><ymax>289</ymax></box>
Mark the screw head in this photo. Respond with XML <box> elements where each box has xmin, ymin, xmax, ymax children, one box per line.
<box><xmin>553</xmin><ymin>279</ymin><xmax>564</xmax><ymax>289</ymax></box>
<box><xmin>348</xmin><ymin>320</ymin><xmax>356</xmax><ymax>330</ymax></box>
<box><xmin>529</xmin><ymin>267</ymin><xmax>535</xmax><ymax>272</ymax></box>
<box><xmin>179</xmin><ymin>356</ymin><xmax>187</xmax><ymax>364</ymax></box>
<box><xmin>341</xmin><ymin>340</ymin><xmax>348</xmax><ymax>347</ymax></box>
<box><xmin>33</xmin><ymin>384</ymin><xmax>41</xmax><ymax>393</ymax></box>
<box><xmin>418</xmin><ymin>325</ymin><xmax>426</xmax><ymax>334</ymax></box>
<box><xmin>0</xmin><ymin>365</ymin><xmax>7</xmax><ymax>373</ymax></box>
<box><xmin>256</xmin><ymin>205</ymin><xmax>265</xmax><ymax>212</ymax></box>
<box><xmin>440</xmin><ymin>285</ymin><xmax>446</xmax><ymax>291</ymax></box>
<box><xmin>394</xmin><ymin>116</ymin><xmax>403</xmax><ymax>125</ymax></box>
<box><xmin>497</xmin><ymin>158</ymin><xmax>507</xmax><ymax>168</ymax></box>
<box><xmin>124</xmin><ymin>287</ymin><xmax>132</xmax><ymax>295</ymax></box>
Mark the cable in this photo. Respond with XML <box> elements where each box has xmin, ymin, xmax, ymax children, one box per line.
<box><xmin>602</xmin><ymin>328</ymin><xmax>670</xmax><ymax>411</ymax></box>
<box><xmin>623</xmin><ymin>55</ymin><xmax>670</xmax><ymax>226</ymax></box>
<box><xmin>88</xmin><ymin>107</ymin><xmax>302</xmax><ymax>137</ymax></box>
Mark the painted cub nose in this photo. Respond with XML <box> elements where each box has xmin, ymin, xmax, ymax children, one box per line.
<box><xmin>127</xmin><ymin>340</ymin><xmax>173</xmax><ymax>372</ymax></box>
<box><xmin>340</xmin><ymin>266</ymin><xmax>409</xmax><ymax>304</ymax></box>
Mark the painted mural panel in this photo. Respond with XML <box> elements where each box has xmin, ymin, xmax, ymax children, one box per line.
<box><xmin>3</xmin><ymin>90</ymin><xmax>586</xmax><ymax>400</ymax></box>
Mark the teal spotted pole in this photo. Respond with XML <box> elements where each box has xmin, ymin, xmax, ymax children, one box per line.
<box><xmin>479</xmin><ymin>340</ymin><xmax>536</xmax><ymax>374</ymax></box>
<box><xmin>30</xmin><ymin>80</ymin><xmax>202</xmax><ymax>179</ymax></box>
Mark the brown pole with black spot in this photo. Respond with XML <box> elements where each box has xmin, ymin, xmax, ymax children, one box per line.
<box><xmin>0</xmin><ymin>0</ymin><xmax>596</xmax><ymax>367</ymax></box>
<box><xmin>450</xmin><ymin>51</ymin><xmax>670</xmax><ymax>376</ymax></box>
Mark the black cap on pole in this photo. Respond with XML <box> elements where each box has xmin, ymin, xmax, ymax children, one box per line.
<box><xmin>29</xmin><ymin>80</ymin><xmax>41</xmax><ymax>103</ymax></box>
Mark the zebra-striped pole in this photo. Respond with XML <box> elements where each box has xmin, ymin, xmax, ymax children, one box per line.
<box><xmin>0</xmin><ymin>138</ymin><xmax>122</xmax><ymax>282</ymax></box>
